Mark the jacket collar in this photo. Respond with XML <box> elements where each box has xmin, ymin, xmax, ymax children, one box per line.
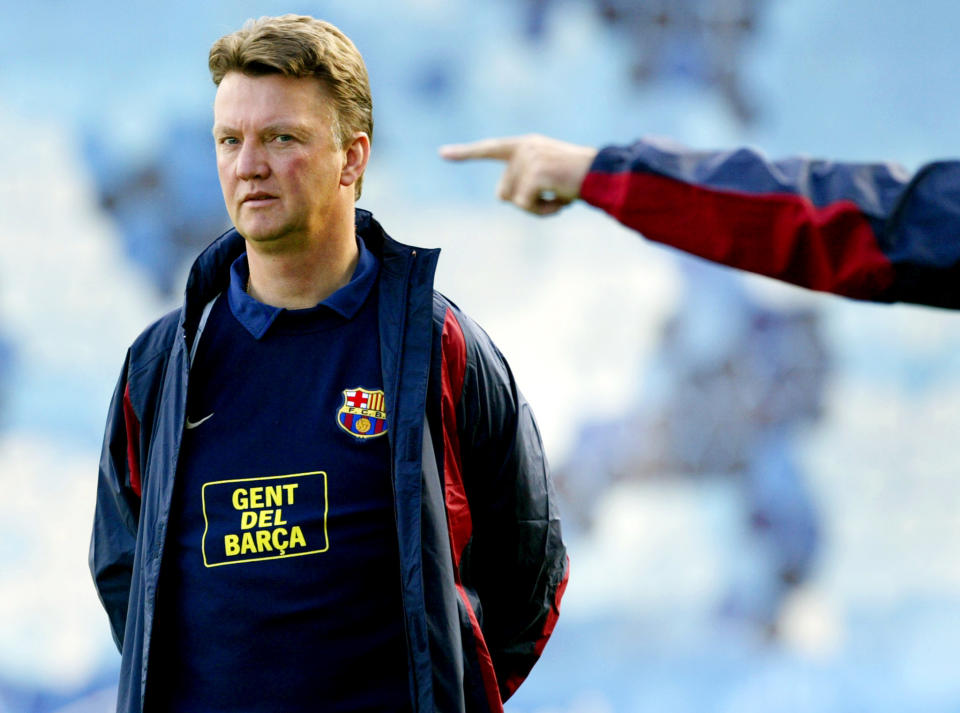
<box><xmin>178</xmin><ymin>208</ymin><xmax>425</xmax><ymax>340</ymax></box>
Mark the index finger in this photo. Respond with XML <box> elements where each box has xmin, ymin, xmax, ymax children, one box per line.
<box><xmin>438</xmin><ymin>136</ymin><xmax>523</xmax><ymax>162</ymax></box>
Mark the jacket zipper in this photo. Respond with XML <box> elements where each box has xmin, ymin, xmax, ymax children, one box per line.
<box><xmin>391</xmin><ymin>248</ymin><xmax>420</xmax><ymax>711</ymax></box>
<box><xmin>141</xmin><ymin>324</ymin><xmax>191</xmax><ymax>706</ymax></box>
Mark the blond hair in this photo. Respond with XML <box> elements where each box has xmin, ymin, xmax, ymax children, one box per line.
<box><xmin>209</xmin><ymin>15</ymin><xmax>373</xmax><ymax>196</ymax></box>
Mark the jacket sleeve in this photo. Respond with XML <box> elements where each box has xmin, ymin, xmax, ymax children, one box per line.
<box><xmin>89</xmin><ymin>352</ymin><xmax>143</xmax><ymax>650</ymax></box>
<box><xmin>437</xmin><ymin>302</ymin><xmax>568</xmax><ymax>704</ymax></box>
<box><xmin>580</xmin><ymin>138</ymin><xmax>960</xmax><ymax>308</ymax></box>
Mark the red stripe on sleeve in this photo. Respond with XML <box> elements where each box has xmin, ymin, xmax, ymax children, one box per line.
<box><xmin>458</xmin><ymin>585</ymin><xmax>504</xmax><ymax>713</ymax></box>
<box><xmin>502</xmin><ymin>556</ymin><xmax>570</xmax><ymax>697</ymax></box>
<box><xmin>581</xmin><ymin>170</ymin><xmax>896</xmax><ymax>299</ymax></box>
<box><xmin>441</xmin><ymin>310</ymin><xmax>503</xmax><ymax>712</ymax></box>
<box><xmin>122</xmin><ymin>383</ymin><xmax>142</xmax><ymax>498</ymax></box>
<box><xmin>440</xmin><ymin>308</ymin><xmax>471</xmax><ymax>567</ymax></box>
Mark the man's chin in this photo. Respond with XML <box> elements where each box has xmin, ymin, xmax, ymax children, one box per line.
<box><xmin>236</xmin><ymin>223</ymin><xmax>287</xmax><ymax>245</ymax></box>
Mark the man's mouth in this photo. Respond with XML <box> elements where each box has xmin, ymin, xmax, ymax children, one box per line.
<box><xmin>242</xmin><ymin>192</ymin><xmax>278</xmax><ymax>206</ymax></box>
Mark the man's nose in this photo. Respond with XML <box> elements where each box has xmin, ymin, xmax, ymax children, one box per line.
<box><xmin>236</xmin><ymin>141</ymin><xmax>269</xmax><ymax>180</ymax></box>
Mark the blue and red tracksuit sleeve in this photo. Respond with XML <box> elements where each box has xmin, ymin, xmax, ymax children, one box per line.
<box><xmin>435</xmin><ymin>296</ymin><xmax>568</xmax><ymax>711</ymax></box>
<box><xmin>90</xmin><ymin>351</ymin><xmax>143</xmax><ymax>650</ymax></box>
<box><xmin>580</xmin><ymin>138</ymin><xmax>960</xmax><ymax>308</ymax></box>
<box><xmin>91</xmin><ymin>312</ymin><xmax>176</xmax><ymax>651</ymax></box>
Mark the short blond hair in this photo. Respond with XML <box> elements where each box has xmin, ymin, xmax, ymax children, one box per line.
<box><xmin>209</xmin><ymin>15</ymin><xmax>373</xmax><ymax>196</ymax></box>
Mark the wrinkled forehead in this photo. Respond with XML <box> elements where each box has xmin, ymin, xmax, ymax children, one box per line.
<box><xmin>213</xmin><ymin>72</ymin><xmax>335</xmax><ymax>130</ymax></box>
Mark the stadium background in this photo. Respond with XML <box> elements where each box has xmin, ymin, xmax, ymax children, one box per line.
<box><xmin>2</xmin><ymin>0</ymin><xmax>960</xmax><ymax>710</ymax></box>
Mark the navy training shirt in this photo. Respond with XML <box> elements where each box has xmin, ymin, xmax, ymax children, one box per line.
<box><xmin>149</xmin><ymin>238</ymin><xmax>411</xmax><ymax>712</ymax></box>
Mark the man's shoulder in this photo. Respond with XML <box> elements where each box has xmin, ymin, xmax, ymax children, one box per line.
<box><xmin>431</xmin><ymin>291</ymin><xmax>457</xmax><ymax>319</ymax></box>
<box><xmin>127</xmin><ymin>307</ymin><xmax>182</xmax><ymax>377</ymax></box>
<box><xmin>431</xmin><ymin>291</ymin><xmax>468</xmax><ymax>335</ymax></box>
<box><xmin>430</xmin><ymin>291</ymin><xmax>505</xmax><ymax>365</ymax></box>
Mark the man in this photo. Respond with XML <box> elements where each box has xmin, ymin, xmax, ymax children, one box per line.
<box><xmin>440</xmin><ymin>134</ymin><xmax>960</xmax><ymax>308</ymax></box>
<box><xmin>91</xmin><ymin>17</ymin><xmax>567</xmax><ymax>713</ymax></box>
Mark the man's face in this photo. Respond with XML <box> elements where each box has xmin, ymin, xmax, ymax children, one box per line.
<box><xmin>213</xmin><ymin>72</ymin><xmax>345</xmax><ymax>248</ymax></box>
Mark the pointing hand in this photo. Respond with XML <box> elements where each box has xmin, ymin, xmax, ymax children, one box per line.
<box><xmin>440</xmin><ymin>134</ymin><xmax>598</xmax><ymax>215</ymax></box>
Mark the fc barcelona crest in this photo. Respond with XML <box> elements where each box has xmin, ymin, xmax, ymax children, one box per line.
<box><xmin>337</xmin><ymin>387</ymin><xmax>388</xmax><ymax>439</ymax></box>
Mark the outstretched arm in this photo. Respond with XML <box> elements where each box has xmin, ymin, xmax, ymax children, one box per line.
<box><xmin>443</xmin><ymin>134</ymin><xmax>960</xmax><ymax>308</ymax></box>
<box><xmin>581</xmin><ymin>139</ymin><xmax>960</xmax><ymax>307</ymax></box>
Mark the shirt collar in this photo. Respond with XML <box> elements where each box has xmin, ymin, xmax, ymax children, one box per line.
<box><xmin>227</xmin><ymin>236</ymin><xmax>379</xmax><ymax>339</ymax></box>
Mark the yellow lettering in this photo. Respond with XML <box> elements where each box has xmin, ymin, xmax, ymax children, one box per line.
<box><xmin>265</xmin><ymin>485</ymin><xmax>283</xmax><ymax>507</ymax></box>
<box><xmin>272</xmin><ymin>527</ymin><xmax>288</xmax><ymax>554</ymax></box>
<box><xmin>220</xmin><ymin>480</ymin><xmax>313</xmax><ymax>561</ymax></box>
<box><xmin>232</xmin><ymin>488</ymin><xmax>248</xmax><ymax>510</ymax></box>
<box><xmin>256</xmin><ymin>529</ymin><xmax>271</xmax><ymax>552</ymax></box>
<box><xmin>289</xmin><ymin>526</ymin><xmax>306</xmax><ymax>549</ymax></box>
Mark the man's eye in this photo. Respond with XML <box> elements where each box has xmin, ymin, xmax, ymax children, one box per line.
<box><xmin>275</xmin><ymin>134</ymin><xmax>294</xmax><ymax>143</ymax></box>
<box><xmin>220</xmin><ymin>137</ymin><xmax>239</xmax><ymax>146</ymax></box>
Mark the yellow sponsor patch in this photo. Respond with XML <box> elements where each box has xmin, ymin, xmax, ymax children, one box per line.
<box><xmin>201</xmin><ymin>471</ymin><xmax>329</xmax><ymax>568</ymax></box>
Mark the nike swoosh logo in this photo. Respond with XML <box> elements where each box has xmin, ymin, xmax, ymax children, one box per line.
<box><xmin>185</xmin><ymin>413</ymin><xmax>215</xmax><ymax>430</ymax></box>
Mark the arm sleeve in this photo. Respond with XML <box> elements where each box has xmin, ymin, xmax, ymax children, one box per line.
<box><xmin>580</xmin><ymin>137</ymin><xmax>960</xmax><ymax>308</ymax></box>
<box><xmin>89</xmin><ymin>353</ymin><xmax>142</xmax><ymax>650</ymax></box>
<box><xmin>442</xmin><ymin>306</ymin><xmax>569</xmax><ymax>701</ymax></box>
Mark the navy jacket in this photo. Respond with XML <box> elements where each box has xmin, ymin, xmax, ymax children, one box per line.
<box><xmin>90</xmin><ymin>209</ymin><xmax>568</xmax><ymax>713</ymax></box>
<box><xmin>582</xmin><ymin>138</ymin><xmax>960</xmax><ymax>308</ymax></box>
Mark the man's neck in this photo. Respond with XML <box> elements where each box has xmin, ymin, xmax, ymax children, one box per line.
<box><xmin>245</xmin><ymin>211</ymin><xmax>359</xmax><ymax>310</ymax></box>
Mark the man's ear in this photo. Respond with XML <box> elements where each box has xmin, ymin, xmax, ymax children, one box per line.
<box><xmin>340</xmin><ymin>132</ymin><xmax>370</xmax><ymax>189</ymax></box>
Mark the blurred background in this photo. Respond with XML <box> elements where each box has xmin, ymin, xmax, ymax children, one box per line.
<box><xmin>2</xmin><ymin>0</ymin><xmax>960</xmax><ymax>711</ymax></box>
